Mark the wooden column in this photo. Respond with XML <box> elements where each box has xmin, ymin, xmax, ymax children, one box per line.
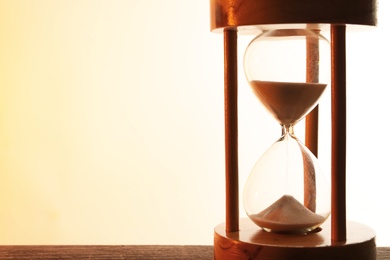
<box><xmin>330</xmin><ymin>24</ymin><xmax>347</xmax><ymax>243</ymax></box>
<box><xmin>305</xmin><ymin>30</ymin><xmax>320</xmax><ymax>158</ymax></box>
<box><xmin>304</xmin><ymin>31</ymin><xmax>320</xmax><ymax>213</ymax></box>
<box><xmin>223</xmin><ymin>28</ymin><xmax>239</xmax><ymax>232</ymax></box>
<box><xmin>305</xmin><ymin>107</ymin><xmax>319</xmax><ymax>156</ymax></box>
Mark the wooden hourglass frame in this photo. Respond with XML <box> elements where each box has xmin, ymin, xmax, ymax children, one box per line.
<box><xmin>210</xmin><ymin>0</ymin><xmax>377</xmax><ymax>259</ymax></box>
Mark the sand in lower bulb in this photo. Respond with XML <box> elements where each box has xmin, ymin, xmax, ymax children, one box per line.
<box><xmin>250</xmin><ymin>195</ymin><xmax>325</xmax><ymax>233</ymax></box>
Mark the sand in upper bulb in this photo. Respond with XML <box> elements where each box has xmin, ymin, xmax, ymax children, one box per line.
<box><xmin>249</xmin><ymin>80</ymin><xmax>327</xmax><ymax>126</ymax></box>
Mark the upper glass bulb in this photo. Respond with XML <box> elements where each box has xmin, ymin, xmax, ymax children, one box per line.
<box><xmin>244</xmin><ymin>29</ymin><xmax>330</xmax><ymax>126</ymax></box>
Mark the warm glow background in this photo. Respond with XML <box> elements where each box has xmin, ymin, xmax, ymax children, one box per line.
<box><xmin>0</xmin><ymin>0</ymin><xmax>389</xmax><ymax>245</ymax></box>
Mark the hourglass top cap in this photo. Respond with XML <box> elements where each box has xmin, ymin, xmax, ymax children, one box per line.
<box><xmin>210</xmin><ymin>0</ymin><xmax>377</xmax><ymax>33</ymax></box>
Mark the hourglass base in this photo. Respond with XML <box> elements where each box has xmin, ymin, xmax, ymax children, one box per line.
<box><xmin>214</xmin><ymin>218</ymin><xmax>376</xmax><ymax>260</ymax></box>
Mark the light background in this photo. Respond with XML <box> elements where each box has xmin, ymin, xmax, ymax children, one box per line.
<box><xmin>0</xmin><ymin>0</ymin><xmax>389</xmax><ymax>245</ymax></box>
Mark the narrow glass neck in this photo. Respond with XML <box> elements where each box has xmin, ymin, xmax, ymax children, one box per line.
<box><xmin>281</xmin><ymin>124</ymin><xmax>295</xmax><ymax>137</ymax></box>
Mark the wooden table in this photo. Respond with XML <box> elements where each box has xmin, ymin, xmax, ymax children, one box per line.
<box><xmin>0</xmin><ymin>246</ymin><xmax>388</xmax><ymax>259</ymax></box>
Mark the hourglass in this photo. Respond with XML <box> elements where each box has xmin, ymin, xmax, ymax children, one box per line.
<box><xmin>243</xmin><ymin>29</ymin><xmax>331</xmax><ymax>234</ymax></box>
<box><xmin>210</xmin><ymin>0</ymin><xmax>377</xmax><ymax>259</ymax></box>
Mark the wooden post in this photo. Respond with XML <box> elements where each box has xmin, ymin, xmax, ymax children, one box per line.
<box><xmin>305</xmin><ymin>106</ymin><xmax>319</xmax><ymax>157</ymax></box>
<box><xmin>223</xmin><ymin>28</ymin><xmax>239</xmax><ymax>232</ymax></box>
<box><xmin>331</xmin><ymin>24</ymin><xmax>347</xmax><ymax>243</ymax></box>
<box><xmin>305</xmin><ymin>30</ymin><xmax>320</xmax><ymax>158</ymax></box>
<box><xmin>304</xmin><ymin>30</ymin><xmax>320</xmax><ymax>213</ymax></box>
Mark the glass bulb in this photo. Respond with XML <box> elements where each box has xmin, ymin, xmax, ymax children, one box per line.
<box><xmin>243</xmin><ymin>29</ymin><xmax>331</xmax><ymax>233</ymax></box>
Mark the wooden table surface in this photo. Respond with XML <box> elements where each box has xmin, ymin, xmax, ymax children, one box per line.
<box><xmin>0</xmin><ymin>246</ymin><xmax>388</xmax><ymax>259</ymax></box>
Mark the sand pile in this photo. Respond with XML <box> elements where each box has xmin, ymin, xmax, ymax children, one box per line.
<box><xmin>250</xmin><ymin>195</ymin><xmax>325</xmax><ymax>233</ymax></box>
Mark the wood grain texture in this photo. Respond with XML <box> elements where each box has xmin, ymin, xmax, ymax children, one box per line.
<box><xmin>214</xmin><ymin>218</ymin><xmax>377</xmax><ymax>260</ymax></box>
<box><xmin>304</xmin><ymin>31</ymin><xmax>320</xmax><ymax>214</ymax></box>
<box><xmin>331</xmin><ymin>24</ymin><xmax>347</xmax><ymax>243</ymax></box>
<box><xmin>224</xmin><ymin>28</ymin><xmax>239</xmax><ymax>232</ymax></box>
<box><xmin>0</xmin><ymin>245</ymin><xmax>213</xmax><ymax>260</ymax></box>
<box><xmin>0</xmin><ymin>246</ymin><xmax>388</xmax><ymax>259</ymax></box>
<box><xmin>210</xmin><ymin>0</ymin><xmax>377</xmax><ymax>32</ymax></box>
